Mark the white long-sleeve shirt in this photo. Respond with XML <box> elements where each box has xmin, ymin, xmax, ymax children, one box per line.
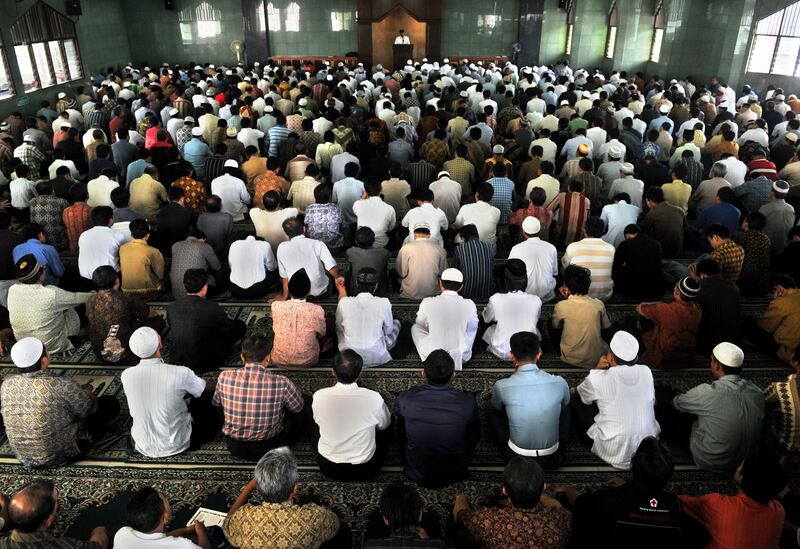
<box><xmin>336</xmin><ymin>293</ymin><xmax>400</xmax><ymax>366</ymax></box>
<box><xmin>482</xmin><ymin>291</ymin><xmax>542</xmax><ymax>360</ymax></box>
<box><xmin>411</xmin><ymin>290</ymin><xmax>478</xmax><ymax>370</ymax></box>
<box><xmin>211</xmin><ymin>174</ymin><xmax>251</xmax><ymax>221</ymax></box>
<box><xmin>508</xmin><ymin>237</ymin><xmax>558</xmax><ymax>301</ymax></box>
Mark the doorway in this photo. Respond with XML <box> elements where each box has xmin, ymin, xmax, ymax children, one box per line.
<box><xmin>371</xmin><ymin>6</ymin><xmax>427</xmax><ymax>70</ymax></box>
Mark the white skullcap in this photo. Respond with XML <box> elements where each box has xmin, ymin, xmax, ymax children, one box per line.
<box><xmin>699</xmin><ymin>95</ymin><xmax>710</xmax><ymax>103</ymax></box>
<box><xmin>123</xmin><ymin>82</ymin><xmax>131</xmax><ymax>88</ymax></box>
<box><xmin>191</xmin><ymin>127</ymin><xmax>203</xmax><ymax>136</ymax></box>
<box><xmin>298</xmin><ymin>97</ymin><xmax>308</xmax><ymax>106</ymax></box>
<box><xmin>620</xmin><ymin>162</ymin><xmax>634</xmax><ymax>175</ymax></box>
<box><xmin>57</xmin><ymin>92</ymin><xmax>67</xmax><ymax>99</ymax></box>
<box><xmin>441</xmin><ymin>268</ymin><xmax>463</xmax><ymax>283</ymax></box>
<box><xmin>610</xmin><ymin>331</ymin><xmax>639</xmax><ymax>362</ymax></box>
<box><xmin>777</xmin><ymin>94</ymin><xmax>786</xmax><ymax>100</ymax></box>
<box><xmin>226</xmin><ymin>127</ymin><xmax>237</xmax><ymax>137</ymax></box>
<box><xmin>326</xmin><ymin>74</ymin><xmax>333</xmax><ymax>81</ymax></box>
<box><xmin>184</xmin><ymin>116</ymin><xmax>195</xmax><ymax>123</ymax></box>
<box><xmin>582</xmin><ymin>90</ymin><xmax>591</xmax><ymax>98</ymax></box>
<box><xmin>443</xmin><ymin>58</ymin><xmax>450</xmax><ymax>63</ymax></box>
<box><xmin>773</xmin><ymin>180</ymin><xmax>790</xmax><ymax>193</ymax></box>
<box><xmin>407</xmin><ymin>59</ymin><xmax>413</xmax><ymax>65</ymax></box>
<box><xmin>422</xmin><ymin>58</ymin><xmax>428</xmax><ymax>63</ymax></box>
<box><xmin>10</xmin><ymin>337</ymin><xmax>44</xmax><ymax>369</ymax></box>
<box><xmin>208</xmin><ymin>64</ymin><xmax>215</xmax><ymax>69</ymax></box>
<box><xmin>437</xmin><ymin>170</ymin><xmax>450</xmax><ymax>178</ymax></box>
<box><xmin>129</xmin><ymin>327</ymin><xmax>160</xmax><ymax>358</ymax></box>
<box><xmin>265</xmin><ymin>105</ymin><xmax>274</xmax><ymax>113</ymax></box>
<box><xmin>522</xmin><ymin>216</ymin><xmax>541</xmax><ymax>235</ymax></box>
<box><xmin>459</xmin><ymin>90</ymin><xmax>468</xmax><ymax>98</ymax></box>
<box><xmin>712</xmin><ymin>342</ymin><xmax>744</xmax><ymax>368</ymax></box>
<box><xmin>224</xmin><ymin>159</ymin><xmax>238</xmax><ymax>168</ymax></box>
<box><xmin>60</xmin><ymin>123</ymin><xmax>72</xmax><ymax>130</ymax></box>
<box><xmin>22</xmin><ymin>134</ymin><xmax>36</xmax><ymax>143</ymax></box>
<box><xmin>659</xmin><ymin>104</ymin><xmax>670</xmax><ymax>114</ymax></box>
<box><xmin>492</xmin><ymin>144</ymin><xmax>505</xmax><ymax>154</ymax></box>
<box><xmin>718</xmin><ymin>101</ymin><xmax>729</xmax><ymax>109</ymax></box>
<box><xmin>169</xmin><ymin>108</ymin><xmax>179</xmax><ymax>116</ymax></box>
<box><xmin>560</xmin><ymin>100</ymin><xmax>570</xmax><ymax>106</ymax></box>
<box><xmin>608</xmin><ymin>145</ymin><xmax>622</xmax><ymax>159</ymax></box>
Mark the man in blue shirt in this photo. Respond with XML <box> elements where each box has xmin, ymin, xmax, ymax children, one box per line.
<box><xmin>12</xmin><ymin>223</ymin><xmax>64</xmax><ymax>286</ymax></box>
<box><xmin>488</xmin><ymin>331</ymin><xmax>570</xmax><ymax>469</ymax></box>
<box><xmin>393</xmin><ymin>350</ymin><xmax>480</xmax><ymax>486</ymax></box>
<box><xmin>486</xmin><ymin>162</ymin><xmax>515</xmax><ymax>225</ymax></box>
<box><xmin>182</xmin><ymin>128</ymin><xmax>213</xmax><ymax>180</ymax></box>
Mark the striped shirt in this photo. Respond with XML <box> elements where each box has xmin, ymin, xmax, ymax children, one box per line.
<box><xmin>548</xmin><ymin>191</ymin><xmax>590</xmax><ymax>248</ymax></box>
<box><xmin>562</xmin><ymin>238</ymin><xmax>616</xmax><ymax>301</ymax></box>
<box><xmin>213</xmin><ymin>363</ymin><xmax>304</xmax><ymax>441</ymax></box>
<box><xmin>453</xmin><ymin>239</ymin><xmax>495</xmax><ymax>299</ymax></box>
<box><xmin>747</xmin><ymin>158</ymin><xmax>778</xmax><ymax>180</ymax></box>
<box><xmin>486</xmin><ymin>176</ymin><xmax>515</xmax><ymax>224</ymax></box>
<box><xmin>267</xmin><ymin>125</ymin><xmax>292</xmax><ymax>157</ymax></box>
<box><xmin>407</xmin><ymin>160</ymin><xmax>437</xmax><ymax>195</ymax></box>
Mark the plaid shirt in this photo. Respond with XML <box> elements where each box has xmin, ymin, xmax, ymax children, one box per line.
<box><xmin>710</xmin><ymin>239</ymin><xmax>745</xmax><ymax>281</ymax></box>
<box><xmin>213</xmin><ymin>363</ymin><xmax>303</xmax><ymax>441</ymax></box>
<box><xmin>13</xmin><ymin>143</ymin><xmax>46</xmax><ymax>180</ymax></box>
<box><xmin>486</xmin><ymin>176</ymin><xmax>515</xmax><ymax>224</ymax></box>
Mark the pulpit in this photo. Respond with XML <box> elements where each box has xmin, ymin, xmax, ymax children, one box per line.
<box><xmin>393</xmin><ymin>44</ymin><xmax>413</xmax><ymax>71</ymax></box>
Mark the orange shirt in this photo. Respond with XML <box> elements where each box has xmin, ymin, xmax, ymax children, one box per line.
<box><xmin>679</xmin><ymin>492</ymin><xmax>783</xmax><ymax>549</ymax></box>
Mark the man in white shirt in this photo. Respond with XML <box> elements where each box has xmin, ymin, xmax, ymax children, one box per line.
<box><xmin>429</xmin><ymin>170</ymin><xmax>462</xmax><ymax>224</ymax></box>
<box><xmin>250</xmin><ymin>190</ymin><xmax>299</xmax><ymax>255</ymax></box>
<box><xmin>482</xmin><ymin>259</ymin><xmax>542</xmax><ymax>360</ymax></box>
<box><xmin>718</xmin><ymin>154</ymin><xmax>747</xmax><ymax>188</ymax></box>
<box><xmin>411</xmin><ymin>268</ymin><xmax>479</xmax><ymax>370</ymax></box>
<box><xmin>9</xmin><ymin>165</ymin><xmax>37</xmax><ymax>210</ymax></box>
<box><xmin>228</xmin><ymin>234</ymin><xmax>277</xmax><ymax>299</ymax></box>
<box><xmin>401</xmin><ymin>189</ymin><xmax>448</xmax><ymax>245</ymax></box>
<box><xmin>114</xmin><ymin>486</ymin><xmax>209</xmax><ymax>548</ymax></box>
<box><xmin>332</xmin><ymin>162</ymin><xmax>366</xmax><ymax>224</ymax></box>
<box><xmin>122</xmin><ymin>327</ymin><xmax>215</xmax><ymax>458</ymax></box>
<box><xmin>453</xmin><ymin>184</ymin><xmax>501</xmax><ymax>247</ymax></box>
<box><xmin>608</xmin><ymin>162</ymin><xmax>645</xmax><ymax>208</ymax></box>
<box><xmin>275</xmin><ymin>217</ymin><xmax>338</xmax><ymax>300</ymax></box>
<box><xmin>236</xmin><ymin>117</ymin><xmax>265</xmax><ymax>150</ymax></box>
<box><xmin>312</xmin><ymin>349</ymin><xmax>391</xmax><ymax>480</ymax></box>
<box><xmin>210</xmin><ymin>160</ymin><xmax>251</xmax><ymax>221</ymax></box>
<box><xmin>508</xmin><ymin>217</ymin><xmax>558</xmax><ymax>301</ymax></box>
<box><xmin>352</xmin><ymin>181</ymin><xmax>396</xmax><ymax>248</ymax></box>
<box><xmin>600</xmin><ymin>193</ymin><xmax>641</xmax><ymax>247</ymax></box>
<box><xmin>530</xmin><ymin>130</ymin><xmax>558</xmax><ymax>164</ymax></box>
<box><xmin>78</xmin><ymin>206</ymin><xmax>126</xmax><ymax>279</ymax></box>
<box><xmin>572</xmin><ymin>331</ymin><xmax>660</xmax><ymax>469</ymax></box>
<box><xmin>87</xmin><ymin>168</ymin><xmax>120</xmax><ymax>207</ymax></box>
<box><xmin>394</xmin><ymin>29</ymin><xmax>411</xmax><ymax>44</ymax></box>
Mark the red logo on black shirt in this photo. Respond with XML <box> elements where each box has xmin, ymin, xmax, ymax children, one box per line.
<box><xmin>649</xmin><ymin>498</ymin><xmax>658</xmax><ymax>508</ymax></box>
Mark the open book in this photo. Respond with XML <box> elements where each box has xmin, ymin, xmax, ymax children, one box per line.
<box><xmin>186</xmin><ymin>507</ymin><xmax>227</xmax><ymax>528</ymax></box>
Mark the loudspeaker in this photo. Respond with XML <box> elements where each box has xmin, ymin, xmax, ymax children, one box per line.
<box><xmin>165</xmin><ymin>0</ymin><xmax>175</xmax><ymax>10</ymax></box>
<box><xmin>65</xmin><ymin>0</ymin><xmax>81</xmax><ymax>16</ymax></box>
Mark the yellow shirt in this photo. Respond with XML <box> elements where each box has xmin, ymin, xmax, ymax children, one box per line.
<box><xmin>758</xmin><ymin>289</ymin><xmax>800</xmax><ymax>364</ymax></box>
<box><xmin>119</xmin><ymin>239</ymin><xmax>165</xmax><ymax>295</ymax></box>
<box><xmin>224</xmin><ymin>502</ymin><xmax>338</xmax><ymax>549</ymax></box>
<box><xmin>552</xmin><ymin>294</ymin><xmax>611</xmax><ymax>368</ymax></box>
<box><xmin>661</xmin><ymin>180</ymin><xmax>692</xmax><ymax>213</ymax></box>
<box><xmin>129</xmin><ymin>174</ymin><xmax>169</xmax><ymax>224</ymax></box>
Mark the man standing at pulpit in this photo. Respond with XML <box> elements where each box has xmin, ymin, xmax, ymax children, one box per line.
<box><xmin>395</xmin><ymin>29</ymin><xmax>411</xmax><ymax>45</ymax></box>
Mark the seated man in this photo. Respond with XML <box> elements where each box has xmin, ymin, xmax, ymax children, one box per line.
<box><xmin>119</xmin><ymin>218</ymin><xmax>166</xmax><ymax>299</ymax></box>
<box><xmin>3</xmin><ymin>480</ymin><xmax>109</xmax><ymax>547</ymax></box>
<box><xmin>679</xmin><ymin>449</ymin><xmax>785</xmax><ymax>548</ymax></box>
<box><xmin>12</xmin><ymin>222</ymin><xmax>65</xmax><ymax>286</ymax></box>
<box><xmin>346</xmin><ymin>227</ymin><xmax>390</xmax><ymax>296</ymax></box>
<box><xmin>411</xmin><ymin>268</ymin><xmax>479</xmax><ymax>370</ymax></box>
<box><xmin>275</xmin><ymin>217</ymin><xmax>338</xmax><ymax>300</ymax></box>
<box><xmin>400</xmin><ymin>189</ymin><xmax>448</xmax><ymax>246</ymax></box>
<box><xmin>488</xmin><ymin>332</ymin><xmax>569</xmax><ymax>468</ymax></box>
<box><xmin>1</xmin><ymin>337</ymin><xmax>120</xmax><ymax>468</ymax></box>
<box><xmin>453</xmin><ymin>456</ymin><xmax>571</xmax><ymax>549</ymax></box>
<box><xmin>364</xmin><ymin>483</ymin><xmax>445</xmax><ymax>548</ymax></box>
<box><xmin>122</xmin><ymin>327</ymin><xmax>218</xmax><ymax>458</ymax></box>
<box><xmin>114</xmin><ymin>487</ymin><xmax>211</xmax><ymax>548</ymax></box>
<box><xmin>395</xmin><ymin>223</ymin><xmax>448</xmax><ymax>300</ymax></box>
<box><xmin>312</xmin><ymin>350</ymin><xmax>391</xmax><ymax>480</ymax></box>
<box><xmin>765</xmin><ymin>347</ymin><xmax>800</xmax><ymax>454</ymax></box>
<box><xmin>335</xmin><ymin>268</ymin><xmax>400</xmax><ymax>367</ymax></box>
<box><xmin>223</xmin><ymin>448</ymin><xmax>341</xmax><ymax>549</ymax></box>
<box><xmin>657</xmin><ymin>342</ymin><xmax>764</xmax><ymax>474</ymax></box>
<box><xmin>556</xmin><ymin>437</ymin><xmax>683</xmax><ymax>548</ymax></box>
<box><xmin>78</xmin><ymin>206</ymin><xmax>126</xmax><ymax>280</ymax></box>
<box><xmin>86</xmin><ymin>266</ymin><xmax>165</xmax><ymax>363</ymax></box>
<box><xmin>746</xmin><ymin>274</ymin><xmax>800</xmax><ymax>365</ymax></box>
<box><xmin>8</xmin><ymin>255</ymin><xmax>93</xmax><ymax>354</ymax></box>
<box><xmin>694</xmin><ymin>258</ymin><xmax>742</xmax><ymax>351</ymax></box>
<box><xmin>612</xmin><ymin>223</ymin><xmax>666</xmax><ymax>298</ymax></box>
<box><xmin>166</xmin><ymin>269</ymin><xmax>247</xmax><ymax>373</ymax></box>
<box><xmin>393</xmin><ymin>350</ymin><xmax>480</xmax><ymax>486</ymax></box>
<box><xmin>452</xmin><ymin>224</ymin><xmax>495</xmax><ymax>299</ymax></box>
<box><xmin>271</xmin><ymin>270</ymin><xmax>331</xmax><ymax>368</ymax></box>
<box><xmin>572</xmin><ymin>331</ymin><xmax>660</xmax><ymax>469</ymax></box>
<box><xmin>482</xmin><ymin>258</ymin><xmax>543</xmax><ymax>360</ymax></box>
<box><xmin>637</xmin><ymin>277</ymin><xmax>702</xmax><ymax>370</ymax></box>
<box><xmin>214</xmin><ymin>336</ymin><xmax>307</xmax><ymax>460</ymax></box>
<box><xmin>562</xmin><ymin>216</ymin><xmax>615</xmax><ymax>301</ymax></box>
<box><xmin>228</xmin><ymin>234</ymin><xmax>278</xmax><ymax>299</ymax></box>
<box><xmin>551</xmin><ymin>265</ymin><xmax>611</xmax><ymax>369</ymax></box>
<box><xmin>508</xmin><ymin>217</ymin><xmax>558</xmax><ymax>301</ymax></box>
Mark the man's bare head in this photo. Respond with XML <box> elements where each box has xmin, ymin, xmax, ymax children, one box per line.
<box><xmin>9</xmin><ymin>480</ymin><xmax>57</xmax><ymax>533</ymax></box>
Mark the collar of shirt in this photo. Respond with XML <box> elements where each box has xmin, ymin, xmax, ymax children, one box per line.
<box><xmin>137</xmin><ymin>358</ymin><xmax>165</xmax><ymax>366</ymax></box>
<box><xmin>441</xmin><ymin>290</ymin><xmax>459</xmax><ymax>297</ymax></box>
<box><xmin>517</xmin><ymin>363</ymin><xmax>540</xmax><ymax>373</ymax></box>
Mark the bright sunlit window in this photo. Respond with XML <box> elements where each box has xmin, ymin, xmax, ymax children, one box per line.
<box><xmin>605</xmin><ymin>26</ymin><xmax>617</xmax><ymax>58</ymax></box>
<box><xmin>650</xmin><ymin>1</ymin><xmax>665</xmax><ymax>63</ymax></box>
<box><xmin>747</xmin><ymin>1</ymin><xmax>800</xmax><ymax>76</ymax></box>
<box><xmin>267</xmin><ymin>2</ymin><xmax>281</xmax><ymax>31</ymax></box>
<box><xmin>285</xmin><ymin>2</ymin><xmax>300</xmax><ymax>32</ymax></box>
<box><xmin>0</xmin><ymin>34</ymin><xmax>14</xmax><ymax>99</ymax></box>
<box><xmin>565</xmin><ymin>24</ymin><xmax>574</xmax><ymax>55</ymax></box>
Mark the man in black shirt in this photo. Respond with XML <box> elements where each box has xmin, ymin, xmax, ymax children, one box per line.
<box><xmin>393</xmin><ymin>350</ymin><xmax>480</xmax><ymax>486</ymax></box>
<box><xmin>155</xmin><ymin>186</ymin><xmax>193</xmax><ymax>257</ymax></box>
<box><xmin>555</xmin><ymin>437</ymin><xmax>683</xmax><ymax>548</ymax></box>
<box><xmin>166</xmin><ymin>268</ymin><xmax>246</xmax><ymax>373</ymax></box>
<box><xmin>694</xmin><ymin>258</ymin><xmax>741</xmax><ymax>352</ymax></box>
<box><xmin>612</xmin><ymin>224</ymin><xmax>665</xmax><ymax>299</ymax></box>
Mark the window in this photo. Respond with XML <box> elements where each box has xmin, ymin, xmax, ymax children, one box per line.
<box><xmin>747</xmin><ymin>1</ymin><xmax>800</xmax><ymax>75</ymax></box>
<box><xmin>330</xmin><ymin>11</ymin><xmax>352</xmax><ymax>32</ymax></box>
<box><xmin>10</xmin><ymin>1</ymin><xmax>83</xmax><ymax>91</ymax></box>
<box><xmin>196</xmin><ymin>2</ymin><xmax>222</xmax><ymax>38</ymax></box>
<box><xmin>0</xmin><ymin>34</ymin><xmax>14</xmax><ymax>99</ymax></box>
<box><xmin>254</xmin><ymin>1</ymin><xmax>267</xmax><ymax>32</ymax></box>
<box><xmin>267</xmin><ymin>2</ymin><xmax>281</xmax><ymax>31</ymax></box>
<box><xmin>605</xmin><ymin>1</ymin><xmax>618</xmax><ymax>58</ymax></box>
<box><xmin>565</xmin><ymin>1</ymin><xmax>576</xmax><ymax>55</ymax></box>
<box><xmin>650</xmin><ymin>0</ymin><xmax>665</xmax><ymax>62</ymax></box>
<box><xmin>285</xmin><ymin>2</ymin><xmax>300</xmax><ymax>32</ymax></box>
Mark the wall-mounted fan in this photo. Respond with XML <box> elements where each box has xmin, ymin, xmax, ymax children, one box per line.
<box><xmin>230</xmin><ymin>40</ymin><xmax>245</xmax><ymax>63</ymax></box>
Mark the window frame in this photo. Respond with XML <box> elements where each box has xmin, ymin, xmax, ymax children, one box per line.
<box><xmin>605</xmin><ymin>1</ymin><xmax>618</xmax><ymax>59</ymax></box>
<box><xmin>0</xmin><ymin>34</ymin><xmax>16</xmax><ymax>100</ymax></box>
<box><xmin>565</xmin><ymin>1</ymin><xmax>576</xmax><ymax>55</ymax></box>
<box><xmin>747</xmin><ymin>1</ymin><xmax>800</xmax><ymax>75</ymax></box>
<box><xmin>649</xmin><ymin>0</ymin><xmax>665</xmax><ymax>63</ymax></box>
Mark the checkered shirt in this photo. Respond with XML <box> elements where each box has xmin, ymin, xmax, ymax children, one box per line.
<box><xmin>213</xmin><ymin>363</ymin><xmax>304</xmax><ymax>441</ymax></box>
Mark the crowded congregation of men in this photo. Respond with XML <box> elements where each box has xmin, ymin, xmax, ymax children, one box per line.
<box><xmin>0</xmin><ymin>0</ymin><xmax>799</xmax><ymax>547</ymax></box>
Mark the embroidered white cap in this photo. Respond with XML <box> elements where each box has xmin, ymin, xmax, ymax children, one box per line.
<box><xmin>712</xmin><ymin>342</ymin><xmax>744</xmax><ymax>368</ymax></box>
<box><xmin>610</xmin><ymin>331</ymin><xmax>639</xmax><ymax>362</ymax></box>
<box><xmin>129</xmin><ymin>327</ymin><xmax>160</xmax><ymax>358</ymax></box>
<box><xmin>10</xmin><ymin>337</ymin><xmax>44</xmax><ymax>369</ymax></box>
<box><xmin>440</xmin><ymin>268</ymin><xmax>463</xmax><ymax>283</ymax></box>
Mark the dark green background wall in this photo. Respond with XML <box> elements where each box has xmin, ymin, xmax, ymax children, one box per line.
<box><xmin>0</xmin><ymin>0</ymin><xmax>797</xmax><ymax>118</ymax></box>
